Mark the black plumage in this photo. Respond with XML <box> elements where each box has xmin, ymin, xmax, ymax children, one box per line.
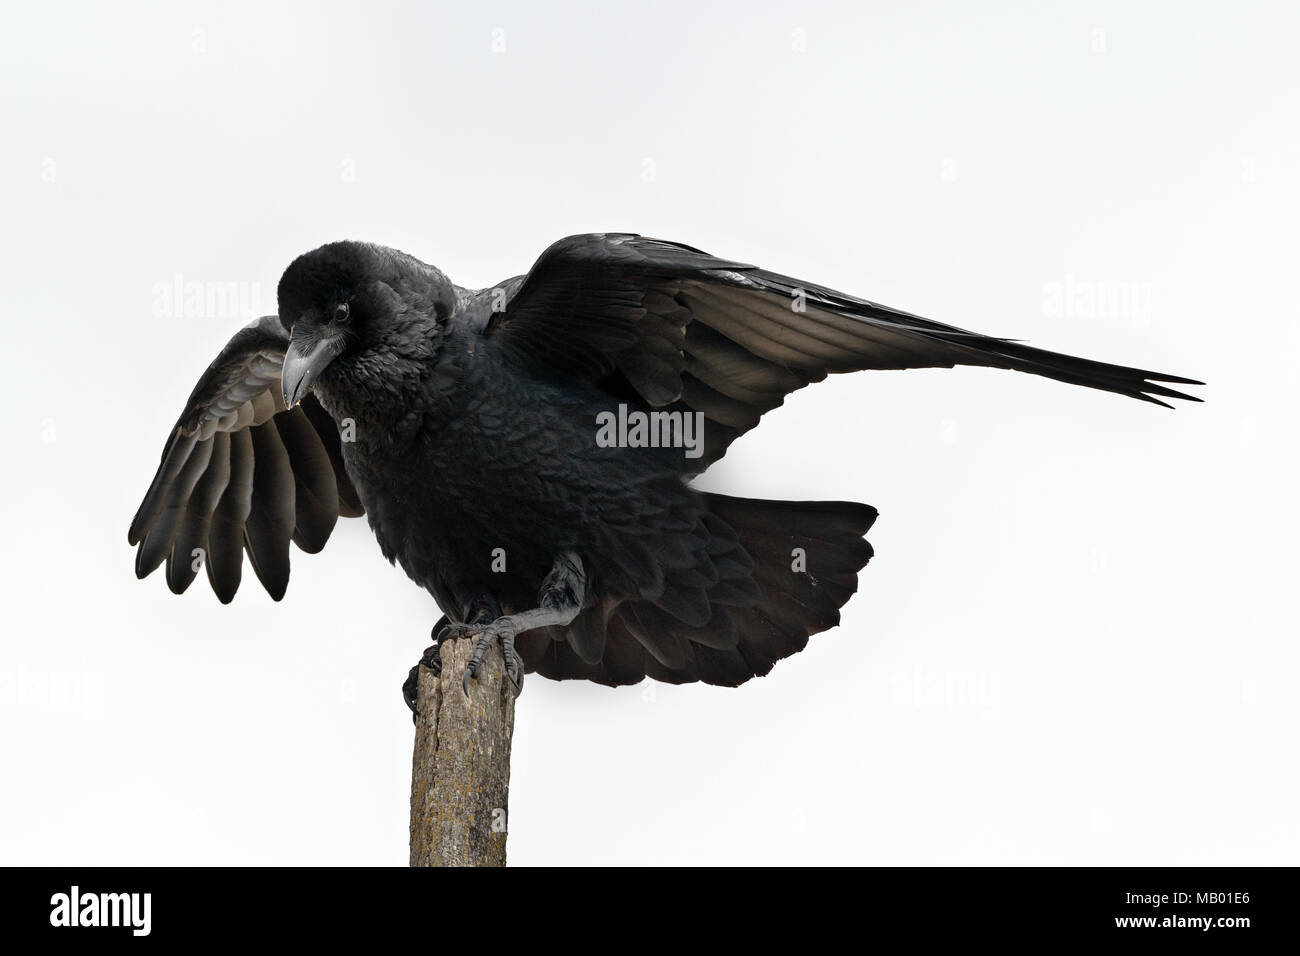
<box><xmin>128</xmin><ymin>234</ymin><xmax>1201</xmax><ymax>689</ymax></box>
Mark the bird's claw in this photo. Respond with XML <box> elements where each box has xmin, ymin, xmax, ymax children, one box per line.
<box><xmin>403</xmin><ymin>621</ymin><xmax>456</xmax><ymax>721</ymax></box>
<box><xmin>454</xmin><ymin>619</ymin><xmax>525</xmax><ymax>699</ymax></box>
<box><xmin>402</xmin><ymin>665</ymin><xmax>419</xmax><ymax>722</ymax></box>
<box><xmin>406</xmin><ymin>617</ymin><xmax>524</xmax><ymax>717</ymax></box>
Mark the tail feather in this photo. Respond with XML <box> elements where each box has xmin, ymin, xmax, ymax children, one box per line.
<box><xmin>521</xmin><ymin>494</ymin><xmax>876</xmax><ymax>687</ymax></box>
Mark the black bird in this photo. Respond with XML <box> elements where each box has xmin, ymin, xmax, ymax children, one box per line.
<box><xmin>128</xmin><ymin>234</ymin><xmax>1201</xmax><ymax>704</ymax></box>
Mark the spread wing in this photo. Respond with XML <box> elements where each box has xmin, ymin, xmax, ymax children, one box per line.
<box><xmin>485</xmin><ymin>233</ymin><xmax>1202</xmax><ymax>469</ymax></box>
<box><xmin>128</xmin><ymin>315</ymin><xmax>364</xmax><ymax>602</ymax></box>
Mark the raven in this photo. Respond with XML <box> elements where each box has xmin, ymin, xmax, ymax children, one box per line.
<box><xmin>128</xmin><ymin>234</ymin><xmax>1201</xmax><ymax>703</ymax></box>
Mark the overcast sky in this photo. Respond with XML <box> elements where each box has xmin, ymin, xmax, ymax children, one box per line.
<box><xmin>2</xmin><ymin>0</ymin><xmax>1296</xmax><ymax>865</ymax></box>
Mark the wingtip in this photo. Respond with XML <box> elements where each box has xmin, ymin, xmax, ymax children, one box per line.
<box><xmin>1142</xmin><ymin>380</ymin><xmax>1204</xmax><ymax>408</ymax></box>
<box><xmin>1149</xmin><ymin>373</ymin><xmax>1206</xmax><ymax>387</ymax></box>
<box><xmin>858</xmin><ymin>503</ymin><xmax>880</xmax><ymax>534</ymax></box>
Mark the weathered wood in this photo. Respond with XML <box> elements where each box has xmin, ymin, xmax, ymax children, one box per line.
<box><xmin>409</xmin><ymin>637</ymin><xmax>516</xmax><ymax>866</ymax></box>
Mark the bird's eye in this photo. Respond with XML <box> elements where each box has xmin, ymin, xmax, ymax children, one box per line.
<box><xmin>334</xmin><ymin>302</ymin><xmax>351</xmax><ymax>323</ymax></box>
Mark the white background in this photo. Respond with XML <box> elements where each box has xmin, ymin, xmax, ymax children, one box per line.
<box><xmin>1</xmin><ymin>1</ymin><xmax>1296</xmax><ymax>865</ymax></box>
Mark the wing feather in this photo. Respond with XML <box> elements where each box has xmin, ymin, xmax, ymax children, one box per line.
<box><xmin>206</xmin><ymin>428</ymin><xmax>254</xmax><ymax>603</ymax></box>
<box><xmin>129</xmin><ymin>315</ymin><xmax>364</xmax><ymax>601</ymax></box>
<box><xmin>243</xmin><ymin>421</ymin><xmax>296</xmax><ymax>601</ymax></box>
<box><xmin>166</xmin><ymin>431</ymin><xmax>232</xmax><ymax>595</ymax></box>
<box><xmin>485</xmin><ymin>233</ymin><xmax>1202</xmax><ymax>470</ymax></box>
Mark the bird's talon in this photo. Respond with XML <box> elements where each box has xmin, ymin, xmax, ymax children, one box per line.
<box><xmin>419</xmin><ymin>644</ymin><xmax>443</xmax><ymax>674</ymax></box>
<box><xmin>402</xmin><ymin>663</ymin><xmax>420</xmax><ymax>717</ymax></box>
<box><xmin>504</xmin><ymin>650</ymin><xmax>525</xmax><ymax>696</ymax></box>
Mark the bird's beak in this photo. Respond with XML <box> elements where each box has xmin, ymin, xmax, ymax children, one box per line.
<box><xmin>281</xmin><ymin>327</ymin><xmax>345</xmax><ymax>408</ymax></box>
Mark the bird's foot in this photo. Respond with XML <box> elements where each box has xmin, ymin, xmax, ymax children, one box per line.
<box><xmin>403</xmin><ymin>616</ymin><xmax>458</xmax><ymax>721</ymax></box>
<box><xmin>438</xmin><ymin>618</ymin><xmax>525</xmax><ymax>697</ymax></box>
<box><xmin>402</xmin><ymin>641</ymin><xmax>447</xmax><ymax>720</ymax></box>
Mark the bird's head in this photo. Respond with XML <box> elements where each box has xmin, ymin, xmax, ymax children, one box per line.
<box><xmin>276</xmin><ymin>240</ymin><xmax>456</xmax><ymax>408</ymax></box>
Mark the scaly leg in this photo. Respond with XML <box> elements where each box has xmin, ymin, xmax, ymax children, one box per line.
<box><xmin>402</xmin><ymin>592</ymin><xmax>503</xmax><ymax>719</ymax></box>
<box><xmin>451</xmin><ymin>552</ymin><xmax>587</xmax><ymax>697</ymax></box>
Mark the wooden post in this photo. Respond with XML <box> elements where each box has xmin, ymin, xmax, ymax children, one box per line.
<box><xmin>409</xmin><ymin>637</ymin><xmax>516</xmax><ymax>866</ymax></box>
